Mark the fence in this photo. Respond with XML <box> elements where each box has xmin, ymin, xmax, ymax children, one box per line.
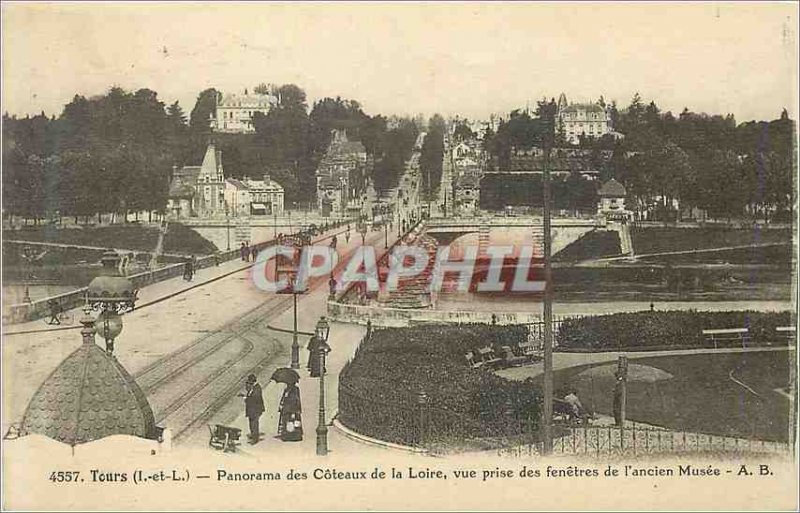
<box><xmin>4</xmin><ymin>219</ymin><xmax>351</xmax><ymax>324</ymax></box>
<box><xmin>499</xmin><ymin>423</ymin><xmax>792</xmax><ymax>458</ymax></box>
<box><xmin>339</xmin><ymin>380</ymin><xmax>793</xmax><ymax>458</ymax></box>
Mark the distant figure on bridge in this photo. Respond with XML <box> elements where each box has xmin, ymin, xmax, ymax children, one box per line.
<box><xmin>250</xmin><ymin>245</ymin><xmax>258</xmax><ymax>262</ymax></box>
<box><xmin>345</xmin><ymin>230</ymin><xmax>351</xmax><ymax>244</ymax></box>
<box><xmin>329</xmin><ymin>276</ymin><xmax>337</xmax><ymax>298</ymax></box>
<box><xmin>330</xmin><ymin>235</ymin><xmax>337</xmax><ymax>249</ymax></box>
<box><xmin>183</xmin><ymin>257</ymin><xmax>194</xmax><ymax>281</ymax></box>
<box><xmin>47</xmin><ymin>299</ymin><xmax>62</xmax><ymax>325</ymax></box>
<box><xmin>241</xmin><ymin>374</ymin><xmax>265</xmax><ymax>445</ymax></box>
<box><xmin>240</xmin><ymin>242</ymin><xmax>247</xmax><ymax>262</ymax></box>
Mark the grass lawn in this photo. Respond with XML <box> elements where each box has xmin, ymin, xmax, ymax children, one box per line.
<box><xmin>553</xmin><ymin>351</ymin><xmax>793</xmax><ymax>442</ymax></box>
<box><xmin>554</xmin><ymin>229</ymin><xmax>621</xmax><ymax>262</ymax></box>
<box><xmin>637</xmin><ymin>244</ymin><xmax>793</xmax><ymax>267</ymax></box>
<box><xmin>632</xmin><ymin>227</ymin><xmax>792</xmax><ymax>255</ymax></box>
<box><xmin>5</xmin><ymin>223</ymin><xmax>216</xmax><ymax>255</ymax></box>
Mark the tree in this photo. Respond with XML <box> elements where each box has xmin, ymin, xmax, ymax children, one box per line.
<box><xmin>189</xmin><ymin>88</ymin><xmax>218</xmax><ymax>132</ymax></box>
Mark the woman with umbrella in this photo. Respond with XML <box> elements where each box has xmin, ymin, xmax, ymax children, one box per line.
<box><xmin>271</xmin><ymin>368</ymin><xmax>303</xmax><ymax>442</ymax></box>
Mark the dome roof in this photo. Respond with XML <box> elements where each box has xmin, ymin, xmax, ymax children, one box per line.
<box><xmin>598</xmin><ymin>178</ymin><xmax>627</xmax><ymax>197</ymax></box>
<box><xmin>21</xmin><ymin>335</ymin><xmax>156</xmax><ymax>446</ymax></box>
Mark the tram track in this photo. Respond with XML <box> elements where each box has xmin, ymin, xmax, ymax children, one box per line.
<box><xmin>136</xmin><ymin>229</ymin><xmax>392</xmax><ymax>443</ymax></box>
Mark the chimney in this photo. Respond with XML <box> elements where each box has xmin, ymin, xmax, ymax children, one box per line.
<box><xmin>263</xmin><ymin>173</ymin><xmax>271</xmax><ymax>185</ymax></box>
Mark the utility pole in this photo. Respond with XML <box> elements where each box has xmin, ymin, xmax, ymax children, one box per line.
<box><xmin>541</xmin><ymin>131</ymin><xmax>554</xmax><ymax>455</ymax></box>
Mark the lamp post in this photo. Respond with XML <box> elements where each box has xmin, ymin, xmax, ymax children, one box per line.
<box><xmin>86</xmin><ymin>274</ymin><xmax>137</xmax><ymax>355</ymax></box>
<box><xmin>541</xmin><ymin>124</ymin><xmax>555</xmax><ymax>456</ymax></box>
<box><xmin>20</xmin><ymin>246</ymin><xmax>34</xmax><ymax>304</ymax></box>
<box><xmin>291</xmin><ymin>278</ymin><xmax>300</xmax><ymax>369</ymax></box>
<box><xmin>225</xmin><ymin>204</ymin><xmax>231</xmax><ymax>251</ymax></box>
<box><xmin>314</xmin><ymin>316</ymin><xmax>332</xmax><ymax>456</ymax></box>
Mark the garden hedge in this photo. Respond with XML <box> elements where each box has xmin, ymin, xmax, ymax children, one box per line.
<box><xmin>338</xmin><ymin>324</ymin><xmax>541</xmax><ymax>447</ymax></box>
<box><xmin>556</xmin><ymin>310</ymin><xmax>794</xmax><ymax>351</ymax></box>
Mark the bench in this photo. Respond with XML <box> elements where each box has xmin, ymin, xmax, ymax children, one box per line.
<box><xmin>208</xmin><ymin>424</ymin><xmax>242</xmax><ymax>452</ymax></box>
<box><xmin>776</xmin><ymin>326</ymin><xmax>796</xmax><ymax>345</ymax></box>
<box><xmin>477</xmin><ymin>346</ymin><xmax>504</xmax><ymax>369</ymax></box>
<box><xmin>465</xmin><ymin>351</ymin><xmax>485</xmax><ymax>369</ymax></box>
<box><xmin>499</xmin><ymin>345</ymin><xmax>529</xmax><ymax>367</ymax></box>
<box><xmin>518</xmin><ymin>341</ymin><xmax>543</xmax><ymax>362</ymax></box>
<box><xmin>702</xmin><ymin>328</ymin><xmax>750</xmax><ymax>349</ymax></box>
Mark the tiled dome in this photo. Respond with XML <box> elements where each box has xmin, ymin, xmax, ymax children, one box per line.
<box><xmin>21</xmin><ymin>333</ymin><xmax>156</xmax><ymax>446</ymax></box>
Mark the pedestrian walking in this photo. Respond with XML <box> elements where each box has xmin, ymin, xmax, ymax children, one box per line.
<box><xmin>47</xmin><ymin>299</ymin><xmax>62</xmax><ymax>325</ymax></box>
<box><xmin>277</xmin><ymin>383</ymin><xmax>303</xmax><ymax>442</ymax></box>
<box><xmin>183</xmin><ymin>257</ymin><xmax>194</xmax><ymax>281</ymax></box>
<box><xmin>306</xmin><ymin>335</ymin><xmax>322</xmax><ymax>377</ymax></box>
<box><xmin>241</xmin><ymin>374</ymin><xmax>265</xmax><ymax>444</ymax></box>
<box><xmin>240</xmin><ymin>242</ymin><xmax>247</xmax><ymax>262</ymax></box>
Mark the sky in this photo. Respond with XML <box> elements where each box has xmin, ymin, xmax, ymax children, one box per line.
<box><xmin>2</xmin><ymin>2</ymin><xmax>798</xmax><ymax>123</ymax></box>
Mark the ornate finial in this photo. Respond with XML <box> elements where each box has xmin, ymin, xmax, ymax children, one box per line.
<box><xmin>79</xmin><ymin>305</ymin><xmax>96</xmax><ymax>344</ymax></box>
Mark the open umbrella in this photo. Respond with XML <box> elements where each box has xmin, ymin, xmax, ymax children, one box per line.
<box><xmin>271</xmin><ymin>367</ymin><xmax>300</xmax><ymax>385</ymax></box>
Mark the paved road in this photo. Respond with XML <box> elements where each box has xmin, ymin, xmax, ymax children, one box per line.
<box><xmin>1</xmin><ymin>224</ymin><xmax>400</xmax><ymax>445</ymax></box>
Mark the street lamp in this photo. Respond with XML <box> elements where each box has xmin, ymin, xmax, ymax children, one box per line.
<box><xmin>314</xmin><ymin>316</ymin><xmax>332</xmax><ymax>456</ymax></box>
<box><xmin>86</xmin><ymin>274</ymin><xmax>137</xmax><ymax>355</ymax></box>
<box><xmin>20</xmin><ymin>246</ymin><xmax>35</xmax><ymax>304</ymax></box>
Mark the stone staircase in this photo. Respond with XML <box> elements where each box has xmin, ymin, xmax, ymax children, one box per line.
<box><xmin>619</xmin><ymin>223</ymin><xmax>634</xmax><ymax>256</ymax></box>
<box><xmin>380</xmin><ymin>234</ymin><xmax>437</xmax><ymax>309</ymax></box>
<box><xmin>477</xmin><ymin>222</ymin><xmax>491</xmax><ymax>258</ymax></box>
<box><xmin>235</xmin><ymin>218</ymin><xmax>251</xmax><ymax>245</ymax></box>
<box><xmin>532</xmin><ymin>220</ymin><xmax>545</xmax><ymax>258</ymax></box>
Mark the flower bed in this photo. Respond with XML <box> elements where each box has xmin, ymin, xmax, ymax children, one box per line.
<box><xmin>338</xmin><ymin>324</ymin><xmax>541</xmax><ymax>448</ymax></box>
<box><xmin>556</xmin><ymin>310</ymin><xmax>793</xmax><ymax>351</ymax></box>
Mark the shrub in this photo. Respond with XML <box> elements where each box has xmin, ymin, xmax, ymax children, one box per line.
<box><xmin>556</xmin><ymin>310</ymin><xmax>793</xmax><ymax>351</ymax></box>
<box><xmin>338</xmin><ymin>324</ymin><xmax>540</xmax><ymax>447</ymax></box>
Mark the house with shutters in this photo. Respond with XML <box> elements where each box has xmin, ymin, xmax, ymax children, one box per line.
<box><xmin>167</xmin><ymin>143</ymin><xmax>226</xmax><ymax>219</ymax></box>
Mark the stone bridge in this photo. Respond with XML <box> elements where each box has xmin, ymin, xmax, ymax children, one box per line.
<box><xmin>422</xmin><ymin>216</ymin><xmax>606</xmax><ymax>255</ymax></box>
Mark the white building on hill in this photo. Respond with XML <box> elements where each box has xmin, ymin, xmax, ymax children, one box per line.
<box><xmin>213</xmin><ymin>88</ymin><xmax>279</xmax><ymax>134</ymax></box>
<box><xmin>556</xmin><ymin>93</ymin><xmax>622</xmax><ymax>144</ymax></box>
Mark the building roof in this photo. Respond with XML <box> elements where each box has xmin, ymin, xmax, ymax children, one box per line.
<box><xmin>328</xmin><ymin>140</ymin><xmax>367</xmax><ymax>158</ymax></box>
<box><xmin>199</xmin><ymin>144</ymin><xmax>222</xmax><ymax>179</ymax></box>
<box><xmin>245</xmin><ymin>178</ymin><xmax>284</xmax><ymax>192</ymax></box>
<box><xmin>560</xmin><ymin>103</ymin><xmax>606</xmax><ymax>114</ymax></box>
<box><xmin>218</xmin><ymin>93</ymin><xmax>277</xmax><ymax>109</ymax></box>
<box><xmin>168</xmin><ymin>166</ymin><xmax>200</xmax><ymax>198</ymax></box>
<box><xmin>226</xmin><ymin>178</ymin><xmax>250</xmax><ymax>190</ymax></box>
<box><xmin>21</xmin><ymin>329</ymin><xmax>157</xmax><ymax>445</ymax></box>
<box><xmin>598</xmin><ymin>178</ymin><xmax>627</xmax><ymax>197</ymax></box>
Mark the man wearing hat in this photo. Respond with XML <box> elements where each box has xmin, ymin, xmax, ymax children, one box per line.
<box><xmin>243</xmin><ymin>374</ymin><xmax>265</xmax><ymax>444</ymax></box>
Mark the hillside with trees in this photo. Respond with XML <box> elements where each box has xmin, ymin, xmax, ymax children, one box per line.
<box><xmin>2</xmin><ymin>84</ymin><xmax>421</xmax><ymax>223</ymax></box>
<box><xmin>484</xmin><ymin>95</ymin><xmax>795</xmax><ymax>223</ymax></box>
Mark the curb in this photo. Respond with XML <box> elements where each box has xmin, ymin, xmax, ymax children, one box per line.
<box><xmin>331</xmin><ymin>418</ymin><xmax>429</xmax><ymax>455</ymax></box>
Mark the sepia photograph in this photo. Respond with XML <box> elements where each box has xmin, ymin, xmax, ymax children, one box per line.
<box><xmin>1</xmin><ymin>2</ymin><xmax>798</xmax><ymax>511</ymax></box>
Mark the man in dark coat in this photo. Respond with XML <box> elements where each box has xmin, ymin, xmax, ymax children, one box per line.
<box><xmin>243</xmin><ymin>374</ymin><xmax>265</xmax><ymax>444</ymax></box>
